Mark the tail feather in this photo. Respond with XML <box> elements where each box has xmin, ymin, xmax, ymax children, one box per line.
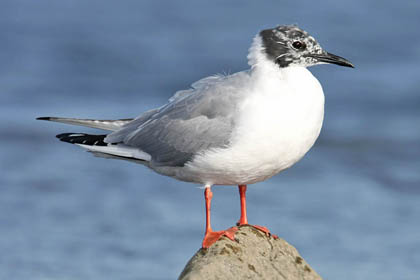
<box><xmin>37</xmin><ymin>117</ymin><xmax>133</xmax><ymax>131</ymax></box>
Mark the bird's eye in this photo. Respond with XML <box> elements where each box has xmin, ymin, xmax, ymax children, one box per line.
<box><xmin>292</xmin><ymin>41</ymin><xmax>305</xmax><ymax>50</ymax></box>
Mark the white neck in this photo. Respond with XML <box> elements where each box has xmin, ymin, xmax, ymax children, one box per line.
<box><xmin>248</xmin><ymin>34</ymin><xmax>312</xmax><ymax>90</ymax></box>
<box><xmin>248</xmin><ymin>35</ymin><xmax>305</xmax><ymax>79</ymax></box>
<box><xmin>247</xmin><ymin>35</ymin><xmax>278</xmax><ymax>72</ymax></box>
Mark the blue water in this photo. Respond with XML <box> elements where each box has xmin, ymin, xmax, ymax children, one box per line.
<box><xmin>1</xmin><ymin>1</ymin><xmax>419</xmax><ymax>279</ymax></box>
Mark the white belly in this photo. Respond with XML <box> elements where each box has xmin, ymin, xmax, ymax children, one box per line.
<box><xmin>181</xmin><ymin>67</ymin><xmax>325</xmax><ymax>185</ymax></box>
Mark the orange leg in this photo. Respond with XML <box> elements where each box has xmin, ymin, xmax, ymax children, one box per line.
<box><xmin>202</xmin><ymin>187</ymin><xmax>238</xmax><ymax>248</ymax></box>
<box><xmin>237</xmin><ymin>185</ymin><xmax>248</xmax><ymax>225</ymax></box>
<box><xmin>236</xmin><ymin>185</ymin><xmax>278</xmax><ymax>239</ymax></box>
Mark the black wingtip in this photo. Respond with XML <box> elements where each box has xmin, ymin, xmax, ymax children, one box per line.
<box><xmin>56</xmin><ymin>133</ymin><xmax>75</xmax><ymax>143</ymax></box>
<box><xmin>56</xmin><ymin>133</ymin><xmax>70</xmax><ymax>139</ymax></box>
<box><xmin>37</xmin><ymin>117</ymin><xmax>51</xmax><ymax>121</ymax></box>
<box><xmin>55</xmin><ymin>133</ymin><xmax>108</xmax><ymax>146</ymax></box>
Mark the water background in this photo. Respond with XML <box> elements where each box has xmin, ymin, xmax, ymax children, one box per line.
<box><xmin>1</xmin><ymin>1</ymin><xmax>419</xmax><ymax>279</ymax></box>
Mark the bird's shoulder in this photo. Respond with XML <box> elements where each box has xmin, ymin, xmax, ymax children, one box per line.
<box><xmin>167</xmin><ymin>70</ymin><xmax>250</xmax><ymax>113</ymax></box>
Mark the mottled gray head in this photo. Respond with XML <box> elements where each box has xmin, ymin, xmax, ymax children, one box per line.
<box><xmin>260</xmin><ymin>25</ymin><xmax>354</xmax><ymax>68</ymax></box>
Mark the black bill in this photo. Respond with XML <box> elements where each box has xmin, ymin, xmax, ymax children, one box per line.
<box><xmin>307</xmin><ymin>52</ymin><xmax>354</xmax><ymax>68</ymax></box>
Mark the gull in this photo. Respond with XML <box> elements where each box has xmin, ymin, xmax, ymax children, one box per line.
<box><xmin>38</xmin><ymin>25</ymin><xmax>353</xmax><ymax>248</ymax></box>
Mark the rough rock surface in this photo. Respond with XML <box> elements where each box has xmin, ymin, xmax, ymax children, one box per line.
<box><xmin>178</xmin><ymin>225</ymin><xmax>322</xmax><ymax>280</ymax></box>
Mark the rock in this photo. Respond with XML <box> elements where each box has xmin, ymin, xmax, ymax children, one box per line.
<box><xmin>178</xmin><ymin>225</ymin><xmax>322</xmax><ymax>280</ymax></box>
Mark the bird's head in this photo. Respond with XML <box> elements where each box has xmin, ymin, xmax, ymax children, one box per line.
<box><xmin>259</xmin><ymin>25</ymin><xmax>354</xmax><ymax>68</ymax></box>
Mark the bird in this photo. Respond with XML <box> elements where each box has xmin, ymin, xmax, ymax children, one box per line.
<box><xmin>38</xmin><ymin>25</ymin><xmax>353</xmax><ymax>248</ymax></box>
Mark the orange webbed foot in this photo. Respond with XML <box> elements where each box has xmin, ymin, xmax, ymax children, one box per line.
<box><xmin>202</xmin><ymin>226</ymin><xmax>238</xmax><ymax>248</ymax></box>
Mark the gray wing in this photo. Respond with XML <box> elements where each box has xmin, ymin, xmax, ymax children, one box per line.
<box><xmin>105</xmin><ymin>73</ymin><xmax>248</xmax><ymax>166</ymax></box>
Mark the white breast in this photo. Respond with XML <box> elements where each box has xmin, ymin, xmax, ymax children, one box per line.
<box><xmin>184</xmin><ymin>66</ymin><xmax>325</xmax><ymax>185</ymax></box>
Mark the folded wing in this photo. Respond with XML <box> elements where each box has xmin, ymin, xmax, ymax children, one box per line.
<box><xmin>106</xmin><ymin>73</ymin><xmax>248</xmax><ymax>167</ymax></box>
